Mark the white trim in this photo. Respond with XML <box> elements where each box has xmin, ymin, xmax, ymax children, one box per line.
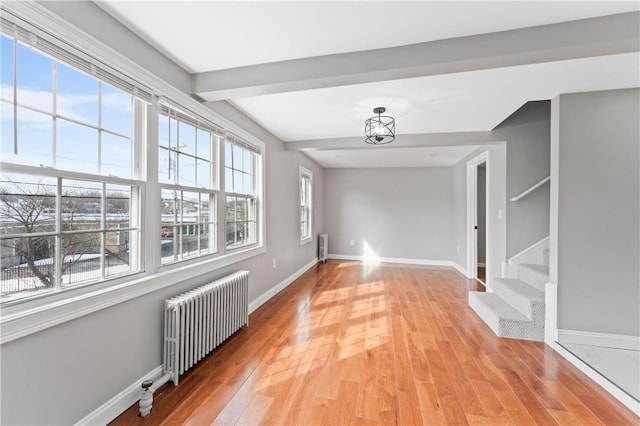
<box><xmin>477</xmin><ymin>262</ymin><xmax>486</xmax><ymax>267</ymax></box>
<box><xmin>248</xmin><ymin>257</ymin><xmax>318</xmax><ymax>314</ymax></box>
<box><xmin>553</xmin><ymin>342</ymin><xmax>640</xmax><ymax>416</ymax></box>
<box><xmin>545</xmin><ymin>281</ymin><xmax>558</xmax><ymax>346</ymax></box>
<box><xmin>329</xmin><ymin>254</ymin><xmax>452</xmax><ymax>268</ymax></box>
<box><xmin>75</xmin><ymin>366</ymin><xmax>164</xmax><ymax>426</ymax></box>
<box><xmin>558</xmin><ymin>329</ymin><xmax>640</xmax><ymax>351</ymax></box>
<box><xmin>549</xmin><ymin>96</ymin><xmax>560</xmax><ymax>286</ymax></box>
<box><xmin>0</xmin><ymin>245</ymin><xmax>265</xmax><ymax>345</ymax></box>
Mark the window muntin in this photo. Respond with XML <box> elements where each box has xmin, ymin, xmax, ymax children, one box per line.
<box><xmin>299</xmin><ymin>167</ymin><xmax>312</xmax><ymax>243</ymax></box>
<box><xmin>158</xmin><ymin>109</ymin><xmax>219</xmax><ymax>264</ymax></box>
<box><xmin>0</xmin><ymin>31</ymin><xmax>142</xmax><ymax>302</ymax></box>
<box><xmin>224</xmin><ymin>140</ymin><xmax>258</xmax><ymax>249</ymax></box>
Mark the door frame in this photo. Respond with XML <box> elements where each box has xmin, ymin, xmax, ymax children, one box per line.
<box><xmin>466</xmin><ymin>151</ymin><xmax>489</xmax><ymax>280</ymax></box>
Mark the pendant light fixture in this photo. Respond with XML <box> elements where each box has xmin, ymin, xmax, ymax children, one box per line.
<box><xmin>364</xmin><ymin>107</ymin><xmax>395</xmax><ymax>145</ymax></box>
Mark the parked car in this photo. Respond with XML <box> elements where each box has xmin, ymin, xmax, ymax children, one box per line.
<box><xmin>161</xmin><ymin>229</ymin><xmax>174</xmax><ymax>238</ymax></box>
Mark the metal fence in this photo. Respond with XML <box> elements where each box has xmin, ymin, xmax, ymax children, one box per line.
<box><xmin>1</xmin><ymin>255</ymin><xmax>128</xmax><ymax>295</ymax></box>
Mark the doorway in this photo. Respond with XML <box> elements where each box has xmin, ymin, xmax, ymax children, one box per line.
<box><xmin>476</xmin><ymin>163</ymin><xmax>487</xmax><ymax>285</ymax></box>
<box><xmin>466</xmin><ymin>151</ymin><xmax>489</xmax><ymax>283</ymax></box>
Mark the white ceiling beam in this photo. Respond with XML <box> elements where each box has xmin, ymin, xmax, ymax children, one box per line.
<box><xmin>283</xmin><ymin>131</ymin><xmax>499</xmax><ymax>151</ymax></box>
<box><xmin>193</xmin><ymin>12</ymin><xmax>639</xmax><ymax>101</ymax></box>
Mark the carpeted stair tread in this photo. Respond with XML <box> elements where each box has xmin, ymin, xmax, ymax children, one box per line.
<box><xmin>469</xmin><ymin>292</ymin><xmax>544</xmax><ymax>341</ymax></box>
<box><xmin>492</xmin><ymin>278</ymin><xmax>545</xmax><ymax>325</ymax></box>
<box><xmin>518</xmin><ymin>263</ymin><xmax>549</xmax><ymax>291</ymax></box>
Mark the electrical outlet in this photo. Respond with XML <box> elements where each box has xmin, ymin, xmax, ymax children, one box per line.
<box><xmin>272</xmin><ymin>258</ymin><xmax>276</xmax><ymax>269</ymax></box>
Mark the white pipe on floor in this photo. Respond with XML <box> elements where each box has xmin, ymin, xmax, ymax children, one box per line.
<box><xmin>138</xmin><ymin>372</ymin><xmax>173</xmax><ymax>418</ymax></box>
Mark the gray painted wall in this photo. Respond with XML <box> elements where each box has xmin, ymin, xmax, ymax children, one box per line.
<box><xmin>493</xmin><ymin>101</ymin><xmax>551</xmax><ymax>258</ymax></box>
<box><xmin>324</xmin><ymin>167</ymin><xmax>454</xmax><ymax>261</ymax></box>
<box><xmin>477</xmin><ymin>164</ymin><xmax>487</xmax><ymax>264</ymax></box>
<box><xmin>452</xmin><ymin>156</ymin><xmax>469</xmax><ymax>268</ymax></box>
<box><xmin>556</xmin><ymin>88</ymin><xmax>639</xmax><ymax>336</ymax></box>
<box><xmin>0</xmin><ymin>7</ymin><xmax>324</xmax><ymax>426</ymax></box>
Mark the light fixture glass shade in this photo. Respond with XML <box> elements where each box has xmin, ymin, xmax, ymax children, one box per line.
<box><xmin>365</xmin><ymin>107</ymin><xmax>395</xmax><ymax>145</ymax></box>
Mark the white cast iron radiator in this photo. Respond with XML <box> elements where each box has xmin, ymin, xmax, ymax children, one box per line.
<box><xmin>139</xmin><ymin>270</ymin><xmax>249</xmax><ymax>417</ymax></box>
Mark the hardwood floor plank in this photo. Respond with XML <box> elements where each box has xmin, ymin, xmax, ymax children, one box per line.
<box><xmin>320</xmin><ymin>380</ymin><xmax>359</xmax><ymax>425</ymax></box>
<box><xmin>415</xmin><ymin>380</ymin><xmax>448</xmax><ymax>425</ymax></box>
<box><xmin>110</xmin><ymin>261</ymin><xmax>638</xmax><ymax>426</ymax></box>
<box><xmin>469</xmin><ymin>379</ymin><xmax>508</xmax><ymax>418</ymax></box>
<box><xmin>234</xmin><ymin>393</ymin><xmax>273</xmax><ymax>426</ymax></box>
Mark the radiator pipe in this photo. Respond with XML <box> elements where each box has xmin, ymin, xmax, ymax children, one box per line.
<box><xmin>138</xmin><ymin>372</ymin><xmax>173</xmax><ymax>417</ymax></box>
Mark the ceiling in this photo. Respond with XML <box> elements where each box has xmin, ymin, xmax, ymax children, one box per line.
<box><xmin>96</xmin><ymin>1</ymin><xmax>640</xmax><ymax>168</ymax></box>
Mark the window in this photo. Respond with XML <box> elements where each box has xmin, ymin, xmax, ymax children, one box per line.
<box><xmin>299</xmin><ymin>167</ymin><xmax>313</xmax><ymax>244</ymax></box>
<box><xmin>0</xmin><ymin>31</ymin><xmax>144</xmax><ymax>302</ymax></box>
<box><xmin>225</xmin><ymin>137</ymin><xmax>259</xmax><ymax>249</ymax></box>
<box><xmin>158</xmin><ymin>106</ymin><xmax>220</xmax><ymax>264</ymax></box>
<box><xmin>0</xmin><ymin>13</ymin><xmax>264</xmax><ymax>308</ymax></box>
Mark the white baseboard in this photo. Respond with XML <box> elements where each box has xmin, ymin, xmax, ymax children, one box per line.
<box><xmin>328</xmin><ymin>254</ymin><xmax>470</xmax><ymax>277</ymax></box>
<box><xmin>557</xmin><ymin>329</ymin><xmax>640</xmax><ymax>351</ymax></box>
<box><xmin>328</xmin><ymin>254</ymin><xmax>451</xmax><ymax>267</ymax></box>
<box><xmin>553</xmin><ymin>342</ymin><xmax>640</xmax><ymax>416</ymax></box>
<box><xmin>248</xmin><ymin>257</ymin><xmax>318</xmax><ymax>314</ymax></box>
<box><xmin>76</xmin><ymin>365</ymin><xmax>163</xmax><ymax>426</ymax></box>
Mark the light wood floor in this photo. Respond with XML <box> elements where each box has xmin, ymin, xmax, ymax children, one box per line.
<box><xmin>111</xmin><ymin>260</ymin><xmax>638</xmax><ymax>425</ymax></box>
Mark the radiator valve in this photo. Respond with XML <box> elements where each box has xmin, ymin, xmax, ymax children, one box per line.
<box><xmin>138</xmin><ymin>380</ymin><xmax>154</xmax><ymax>418</ymax></box>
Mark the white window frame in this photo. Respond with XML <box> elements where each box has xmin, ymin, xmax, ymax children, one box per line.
<box><xmin>157</xmin><ymin>105</ymin><xmax>220</xmax><ymax>265</ymax></box>
<box><xmin>0</xmin><ymin>2</ymin><xmax>266</xmax><ymax>345</ymax></box>
<box><xmin>0</xmin><ymin>26</ymin><xmax>146</xmax><ymax>299</ymax></box>
<box><xmin>223</xmin><ymin>135</ymin><xmax>261</xmax><ymax>251</ymax></box>
<box><xmin>299</xmin><ymin>166</ymin><xmax>313</xmax><ymax>245</ymax></box>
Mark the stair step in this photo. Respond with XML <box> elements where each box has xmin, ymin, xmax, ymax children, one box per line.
<box><xmin>492</xmin><ymin>278</ymin><xmax>545</xmax><ymax>325</ymax></box>
<box><xmin>518</xmin><ymin>263</ymin><xmax>549</xmax><ymax>291</ymax></box>
<box><xmin>469</xmin><ymin>292</ymin><xmax>544</xmax><ymax>342</ymax></box>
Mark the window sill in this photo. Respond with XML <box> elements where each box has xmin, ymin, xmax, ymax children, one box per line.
<box><xmin>0</xmin><ymin>244</ymin><xmax>265</xmax><ymax>345</ymax></box>
<box><xmin>300</xmin><ymin>237</ymin><xmax>313</xmax><ymax>246</ymax></box>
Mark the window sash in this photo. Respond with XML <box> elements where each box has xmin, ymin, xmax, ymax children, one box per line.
<box><xmin>0</xmin><ymin>171</ymin><xmax>143</xmax><ymax>296</ymax></box>
<box><xmin>159</xmin><ymin>187</ymin><xmax>218</xmax><ymax>264</ymax></box>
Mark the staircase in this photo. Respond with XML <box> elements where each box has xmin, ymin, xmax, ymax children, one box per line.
<box><xmin>469</xmin><ymin>259</ymin><xmax>548</xmax><ymax>342</ymax></box>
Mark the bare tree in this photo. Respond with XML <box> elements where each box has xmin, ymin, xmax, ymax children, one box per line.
<box><xmin>0</xmin><ymin>179</ymin><xmax>99</xmax><ymax>289</ymax></box>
